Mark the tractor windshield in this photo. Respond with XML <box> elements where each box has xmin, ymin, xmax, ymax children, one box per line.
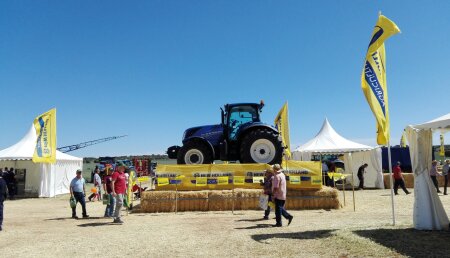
<box><xmin>228</xmin><ymin>105</ymin><xmax>258</xmax><ymax>140</ymax></box>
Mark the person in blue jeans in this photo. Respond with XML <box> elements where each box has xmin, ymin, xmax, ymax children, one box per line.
<box><xmin>271</xmin><ymin>164</ymin><xmax>293</xmax><ymax>227</ymax></box>
<box><xmin>102</xmin><ymin>168</ymin><xmax>116</xmax><ymax>217</ymax></box>
<box><xmin>70</xmin><ymin>170</ymin><xmax>89</xmax><ymax>219</ymax></box>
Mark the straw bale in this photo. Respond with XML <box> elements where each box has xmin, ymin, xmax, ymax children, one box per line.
<box><xmin>141</xmin><ymin>191</ymin><xmax>176</xmax><ymax>213</ymax></box>
<box><xmin>177</xmin><ymin>191</ymin><xmax>208</xmax><ymax>212</ymax></box>
<box><xmin>235</xmin><ymin>189</ymin><xmax>261</xmax><ymax>210</ymax></box>
<box><xmin>284</xmin><ymin>187</ymin><xmax>340</xmax><ymax>210</ymax></box>
<box><xmin>208</xmin><ymin>190</ymin><xmax>234</xmax><ymax>211</ymax></box>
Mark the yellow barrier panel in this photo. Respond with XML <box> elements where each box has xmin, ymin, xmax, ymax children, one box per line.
<box><xmin>155</xmin><ymin>161</ymin><xmax>322</xmax><ymax>191</ymax></box>
<box><xmin>311</xmin><ymin>176</ymin><xmax>322</xmax><ymax>185</ymax></box>
<box><xmin>217</xmin><ymin>176</ymin><xmax>229</xmax><ymax>185</ymax></box>
<box><xmin>289</xmin><ymin>176</ymin><xmax>301</xmax><ymax>185</ymax></box>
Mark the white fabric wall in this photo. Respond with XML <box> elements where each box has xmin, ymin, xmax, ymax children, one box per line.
<box><xmin>343</xmin><ymin>148</ymin><xmax>384</xmax><ymax>189</ymax></box>
<box><xmin>0</xmin><ymin>159</ymin><xmax>82</xmax><ymax>197</ymax></box>
<box><xmin>406</xmin><ymin>126</ymin><xmax>449</xmax><ymax>230</ymax></box>
<box><xmin>292</xmin><ymin>151</ymin><xmax>312</xmax><ymax>161</ymax></box>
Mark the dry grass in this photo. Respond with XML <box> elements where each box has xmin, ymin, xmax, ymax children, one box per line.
<box><xmin>2</xmin><ymin>188</ymin><xmax>450</xmax><ymax>257</ymax></box>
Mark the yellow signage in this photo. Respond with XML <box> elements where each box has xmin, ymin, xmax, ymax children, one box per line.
<box><xmin>217</xmin><ymin>176</ymin><xmax>229</xmax><ymax>185</ymax></box>
<box><xmin>137</xmin><ymin>176</ymin><xmax>150</xmax><ymax>182</ymax></box>
<box><xmin>289</xmin><ymin>176</ymin><xmax>301</xmax><ymax>185</ymax></box>
<box><xmin>196</xmin><ymin>177</ymin><xmax>207</xmax><ymax>186</ymax></box>
<box><xmin>311</xmin><ymin>176</ymin><xmax>322</xmax><ymax>185</ymax></box>
<box><xmin>253</xmin><ymin>176</ymin><xmax>264</xmax><ymax>184</ymax></box>
<box><xmin>233</xmin><ymin>176</ymin><xmax>245</xmax><ymax>185</ymax></box>
<box><xmin>158</xmin><ymin>178</ymin><xmax>169</xmax><ymax>186</ymax></box>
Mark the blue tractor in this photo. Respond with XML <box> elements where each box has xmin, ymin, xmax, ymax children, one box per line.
<box><xmin>167</xmin><ymin>101</ymin><xmax>283</xmax><ymax>165</ymax></box>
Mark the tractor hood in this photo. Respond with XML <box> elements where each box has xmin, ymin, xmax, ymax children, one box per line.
<box><xmin>182</xmin><ymin>124</ymin><xmax>224</xmax><ymax>142</ymax></box>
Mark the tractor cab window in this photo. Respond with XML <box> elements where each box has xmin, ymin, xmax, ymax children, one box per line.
<box><xmin>228</xmin><ymin>106</ymin><xmax>258</xmax><ymax>140</ymax></box>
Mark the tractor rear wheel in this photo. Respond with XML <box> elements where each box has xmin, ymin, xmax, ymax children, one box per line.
<box><xmin>240</xmin><ymin>128</ymin><xmax>283</xmax><ymax>164</ymax></box>
<box><xmin>177</xmin><ymin>141</ymin><xmax>213</xmax><ymax>165</ymax></box>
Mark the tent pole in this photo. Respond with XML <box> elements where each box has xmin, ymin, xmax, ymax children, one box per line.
<box><xmin>387</xmin><ymin>142</ymin><xmax>396</xmax><ymax>226</ymax></box>
<box><xmin>350</xmin><ymin>153</ymin><xmax>356</xmax><ymax>211</ymax></box>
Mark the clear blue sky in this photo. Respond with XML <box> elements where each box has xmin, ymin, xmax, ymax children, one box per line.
<box><xmin>1</xmin><ymin>1</ymin><xmax>449</xmax><ymax>157</ymax></box>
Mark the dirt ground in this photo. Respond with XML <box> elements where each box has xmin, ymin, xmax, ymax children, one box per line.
<box><xmin>2</xmin><ymin>188</ymin><xmax>450</xmax><ymax>258</ymax></box>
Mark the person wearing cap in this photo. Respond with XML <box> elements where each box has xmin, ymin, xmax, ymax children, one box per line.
<box><xmin>271</xmin><ymin>164</ymin><xmax>293</xmax><ymax>227</ymax></box>
<box><xmin>393</xmin><ymin>162</ymin><xmax>410</xmax><ymax>195</ymax></box>
<box><xmin>442</xmin><ymin>159</ymin><xmax>450</xmax><ymax>195</ymax></box>
<box><xmin>69</xmin><ymin>170</ymin><xmax>89</xmax><ymax>219</ymax></box>
<box><xmin>0</xmin><ymin>172</ymin><xmax>7</xmax><ymax>231</ymax></box>
<box><xmin>429</xmin><ymin>160</ymin><xmax>441</xmax><ymax>193</ymax></box>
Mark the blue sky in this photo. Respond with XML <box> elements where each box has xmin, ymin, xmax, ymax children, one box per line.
<box><xmin>1</xmin><ymin>1</ymin><xmax>449</xmax><ymax>157</ymax></box>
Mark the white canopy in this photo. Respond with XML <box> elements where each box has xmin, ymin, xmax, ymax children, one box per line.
<box><xmin>0</xmin><ymin>125</ymin><xmax>82</xmax><ymax>197</ymax></box>
<box><xmin>406</xmin><ymin>113</ymin><xmax>450</xmax><ymax>230</ymax></box>
<box><xmin>292</xmin><ymin>119</ymin><xmax>383</xmax><ymax>189</ymax></box>
<box><xmin>294</xmin><ymin>118</ymin><xmax>373</xmax><ymax>153</ymax></box>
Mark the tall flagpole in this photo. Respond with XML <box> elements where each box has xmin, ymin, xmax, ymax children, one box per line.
<box><xmin>387</xmin><ymin>141</ymin><xmax>396</xmax><ymax>225</ymax></box>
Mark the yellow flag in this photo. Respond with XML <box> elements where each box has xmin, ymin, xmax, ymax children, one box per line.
<box><xmin>274</xmin><ymin>102</ymin><xmax>291</xmax><ymax>158</ymax></box>
<box><xmin>440</xmin><ymin>134</ymin><xmax>445</xmax><ymax>156</ymax></box>
<box><xmin>361</xmin><ymin>15</ymin><xmax>400</xmax><ymax>145</ymax></box>
<box><xmin>32</xmin><ymin>108</ymin><xmax>57</xmax><ymax>163</ymax></box>
<box><xmin>400</xmin><ymin>131</ymin><xmax>407</xmax><ymax>147</ymax></box>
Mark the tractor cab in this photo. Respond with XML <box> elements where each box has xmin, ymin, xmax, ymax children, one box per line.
<box><xmin>221</xmin><ymin>103</ymin><xmax>262</xmax><ymax>141</ymax></box>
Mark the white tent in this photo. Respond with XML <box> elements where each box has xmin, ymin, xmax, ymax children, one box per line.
<box><xmin>406</xmin><ymin>113</ymin><xmax>450</xmax><ymax>230</ymax></box>
<box><xmin>292</xmin><ymin>118</ymin><xmax>383</xmax><ymax>188</ymax></box>
<box><xmin>0</xmin><ymin>125</ymin><xmax>82</xmax><ymax>197</ymax></box>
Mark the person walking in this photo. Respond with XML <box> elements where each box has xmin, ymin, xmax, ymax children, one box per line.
<box><xmin>89</xmin><ymin>169</ymin><xmax>102</xmax><ymax>201</ymax></box>
<box><xmin>430</xmin><ymin>160</ymin><xmax>441</xmax><ymax>193</ymax></box>
<box><xmin>393</xmin><ymin>162</ymin><xmax>410</xmax><ymax>195</ymax></box>
<box><xmin>69</xmin><ymin>170</ymin><xmax>89</xmax><ymax>219</ymax></box>
<box><xmin>103</xmin><ymin>168</ymin><xmax>116</xmax><ymax>217</ymax></box>
<box><xmin>0</xmin><ymin>173</ymin><xmax>7</xmax><ymax>231</ymax></box>
<box><xmin>111</xmin><ymin>166</ymin><xmax>127</xmax><ymax>224</ymax></box>
<box><xmin>442</xmin><ymin>159</ymin><xmax>450</xmax><ymax>195</ymax></box>
<box><xmin>260</xmin><ymin>168</ymin><xmax>273</xmax><ymax>220</ymax></box>
<box><xmin>272</xmin><ymin>164</ymin><xmax>293</xmax><ymax>227</ymax></box>
<box><xmin>357</xmin><ymin>164</ymin><xmax>368</xmax><ymax>190</ymax></box>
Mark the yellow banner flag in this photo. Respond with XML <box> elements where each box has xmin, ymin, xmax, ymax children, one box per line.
<box><xmin>32</xmin><ymin>108</ymin><xmax>57</xmax><ymax>163</ymax></box>
<box><xmin>400</xmin><ymin>131</ymin><xmax>407</xmax><ymax>147</ymax></box>
<box><xmin>274</xmin><ymin>102</ymin><xmax>291</xmax><ymax>158</ymax></box>
<box><xmin>440</xmin><ymin>134</ymin><xmax>445</xmax><ymax>156</ymax></box>
<box><xmin>361</xmin><ymin>15</ymin><xmax>400</xmax><ymax>145</ymax></box>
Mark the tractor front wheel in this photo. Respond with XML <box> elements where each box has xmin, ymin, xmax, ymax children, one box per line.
<box><xmin>177</xmin><ymin>141</ymin><xmax>213</xmax><ymax>165</ymax></box>
<box><xmin>240</xmin><ymin>129</ymin><xmax>283</xmax><ymax>164</ymax></box>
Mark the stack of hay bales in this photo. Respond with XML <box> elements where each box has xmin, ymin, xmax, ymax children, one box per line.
<box><xmin>286</xmin><ymin>187</ymin><xmax>340</xmax><ymax>210</ymax></box>
<box><xmin>208</xmin><ymin>190</ymin><xmax>234</xmax><ymax>211</ymax></box>
<box><xmin>139</xmin><ymin>187</ymin><xmax>340</xmax><ymax>213</ymax></box>
<box><xmin>177</xmin><ymin>191</ymin><xmax>209</xmax><ymax>212</ymax></box>
<box><xmin>140</xmin><ymin>191</ymin><xmax>176</xmax><ymax>213</ymax></box>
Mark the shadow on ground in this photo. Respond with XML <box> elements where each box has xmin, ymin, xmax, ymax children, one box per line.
<box><xmin>236</xmin><ymin>218</ymin><xmax>268</xmax><ymax>222</ymax></box>
<box><xmin>235</xmin><ymin>224</ymin><xmax>273</xmax><ymax>229</ymax></box>
<box><xmin>45</xmin><ymin>216</ymin><xmax>103</xmax><ymax>221</ymax></box>
<box><xmin>251</xmin><ymin>229</ymin><xmax>336</xmax><ymax>243</ymax></box>
<box><xmin>77</xmin><ymin>222</ymin><xmax>121</xmax><ymax>227</ymax></box>
<box><xmin>354</xmin><ymin>228</ymin><xmax>450</xmax><ymax>257</ymax></box>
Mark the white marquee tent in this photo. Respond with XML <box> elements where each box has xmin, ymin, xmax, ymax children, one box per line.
<box><xmin>406</xmin><ymin>112</ymin><xmax>450</xmax><ymax>230</ymax></box>
<box><xmin>0</xmin><ymin>125</ymin><xmax>82</xmax><ymax>197</ymax></box>
<box><xmin>292</xmin><ymin>118</ymin><xmax>384</xmax><ymax>188</ymax></box>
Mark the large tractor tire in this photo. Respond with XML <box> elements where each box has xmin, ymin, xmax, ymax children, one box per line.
<box><xmin>177</xmin><ymin>141</ymin><xmax>213</xmax><ymax>165</ymax></box>
<box><xmin>239</xmin><ymin>128</ymin><xmax>283</xmax><ymax>164</ymax></box>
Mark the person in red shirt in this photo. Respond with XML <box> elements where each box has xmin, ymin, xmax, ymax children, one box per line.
<box><xmin>111</xmin><ymin>166</ymin><xmax>127</xmax><ymax>224</ymax></box>
<box><xmin>393</xmin><ymin>161</ymin><xmax>410</xmax><ymax>195</ymax></box>
<box><xmin>102</xmin><ymin>168</ymin><xmax>116</xmax><ymax>217</ymax></box>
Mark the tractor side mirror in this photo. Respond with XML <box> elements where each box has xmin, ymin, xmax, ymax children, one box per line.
<box><xmin>221</xmin><ymin>108</ymin><xmax>225</xmax><ymax>125</ymax></box>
